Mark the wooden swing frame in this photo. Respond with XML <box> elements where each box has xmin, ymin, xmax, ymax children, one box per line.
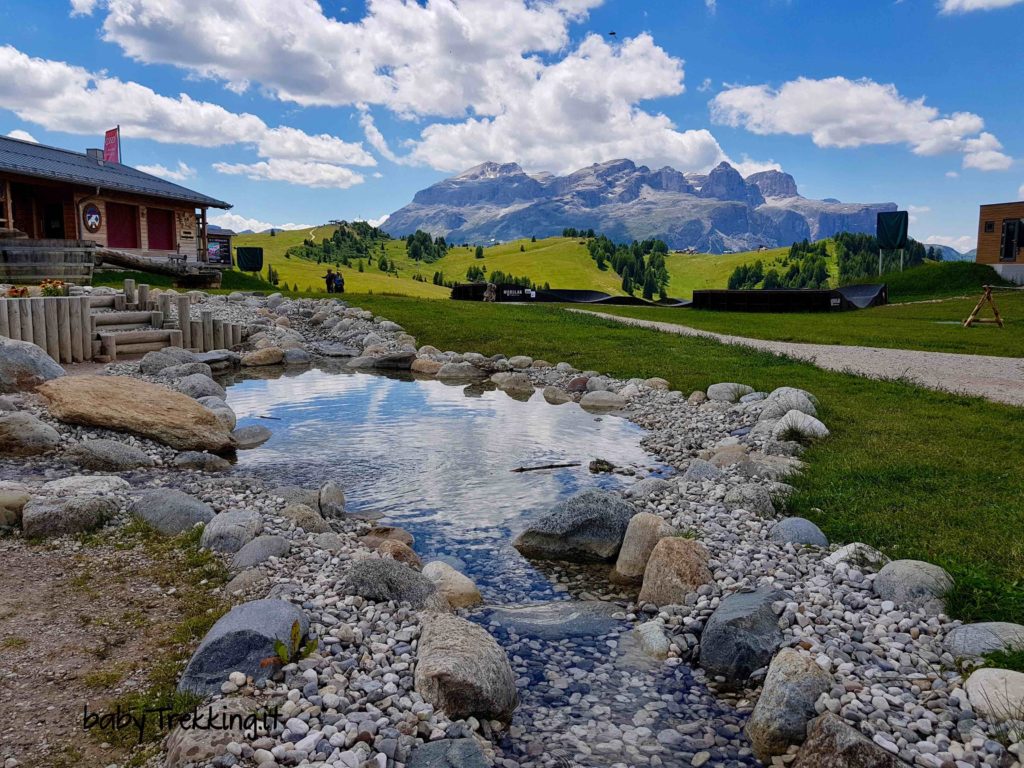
<box><xmin>963</xmin><ymin>284</ymin><xmax>1004</xmax><ymax>328</ymax></box>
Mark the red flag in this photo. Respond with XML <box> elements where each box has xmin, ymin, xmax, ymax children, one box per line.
<box><xmin>103</xmin><ymin>127</ymin><xmax>120</xmax><ymax>163</ymax></box>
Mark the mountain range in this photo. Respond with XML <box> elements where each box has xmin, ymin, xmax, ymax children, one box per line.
<box><xmin>382</xmin><ymin>159</ymin><xmax>898</xmax><ymax>253</ymax></box>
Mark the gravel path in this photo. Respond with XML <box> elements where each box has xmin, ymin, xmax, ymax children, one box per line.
<box><xmin>571</xmin><ymin>309</ymin><xmax>1024</xmax><ymax>407</ymax></box>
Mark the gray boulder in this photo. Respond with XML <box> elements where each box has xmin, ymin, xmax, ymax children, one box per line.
<box><xmin>769</xmin><ymin>518</ymin><xmax>829</xmax><ymax>548</ymax></box>
<box><xmin>724</xmin><ymin>483</ymin><xmax>776</xmax><ymax>516</ymax></box>
<box><xmin>344</xmin><ymin>557</ymin><xmax>438</xmax><ymax>609</ymax></box>
<box><xmin>0</xmin><ymin>411</ymin><xmax>61</xmax><ymax>456</ymax></box>
<box><xmin>175</xmin><ymin>373</ymin><xmax>226</xmax><ymax>400</ymax></box>
<box><xmin>347</xmin><ymin>350</ymin><xmax>416</xmax><ymax>370</ymax></box>
<box><xmin>177</xmin><ymin>599</ymin><xmax>309</xmax><ymax>695</ymax></box>
<box><xmin>683</xmin><ymin>458</ymin><xmax>722</xmax><ymax>483</ymax></box>
<box><xmin>513</xmin><ymin>489</ymin><xmax>635</xmax><ymax>562</ymax></box>
<box><xmin>407</xmin><ymin>739</ymin><xmax>488</xmax><ymax>768</ymax></box>
<box><xmin>195</xmin><ymin>350</ymin><xmax>241</xmax><ymax>375</ymax></box>
<box><xmin>270</xmin><ymin>485</ymin><xmax>320</xmax><ymax>509</ymax></box>
<box><xmin>197</xmin><ymin>396</ymin><xmax>236</xmax><ymax>431</ymax></box>
<box><xmin>946</xmin><ymin>622</ymin><xmax>1024</xmax><ymax>658</ymax></box>
<box><xmin>746</xmin><ymin>648</ymin><xmax>832</xmax><ymax>761</ymax></box>
<box><xmin>172</xmin><ymin>451</ymin><xmax>231</xmax><ymax>472</ymax></box>
<box><xmin>68</xmin><ymin>439</ymin><xmax>154</xmax><ymax>471</ymax></box>
<box><xmin>772</xmin><ymin>410</ymin><xmax>829</xmax><ymax>441</ymax></box>
<box><xmin>0</xmin><ymin>336</ymin><xmax>64</xmax><ymax>392</ymax></box>
<box><xmin>700</xmin><ymin>585</ymin><xmax>789</xmax><ymax>689</ymax></box>
<box><xmin>201</xmin><ymin>509</ymin><xmax>263</xmax><ymax>554</ymax></box>
<box><xmin>283</xmin><ymin>348</ymin><xmax>311</xmax><ymax>365</ymax></box>
<box><xmin>415</xmin><ymin>612</ymin><xmax>518</xmax><ymax>722</ymax></box>
<box><xmin>139</xmin><ymin>349</ymin><xmax>193</xmax><ymax>375</ymax></box>
<box><xmin>707</xmin><ymin>382</ymin><xmax>754</xmax><ymax>402</ymax></box>
<box><xmin>318</xmin><ymin>480</ymin><xmax>346</xmax><ymax>518</ymax></box>
<box><xmin>155</xmin><ymin>362</ymin><xmax>213</xmax><ymax>381</ymax></box>
<box><xmin>874</xmin><ymin>560</ymin><xmax>953</xmax><ymax>615</ymax></box>
<box><xmin>792</xmin><ymin>714</ymin><xmax>911</xmax><ymax>768</ymax></box>
<box><xmin>624</xmin><ymin>477</ymin><xmax>672</xmax><ymax>500</ymax></box>
<box><xmin>760</xmin><ymin>389</ymin><xmax>818</xmax><ymax>421</ymax></box>
<box><xmin>21</xmin><ymin>495</ymin><xmax>117</xmax><ymax>538</ymax></box>
<box><xmin>231</xmin><ymin>424</ymin><xmax>272</xmax><ymax>449</ymax></box>
<box><xmin>129</xmin><ymin>489</ymin><xmax>214</xmax><ymax>535</ymax></box>
<box><xmin>436</xmin><ymin>361</ymin><xmax>486</xmax><ymax>380</ymax></box>
<box><xmin>579</xmin><ymin>390</ymin><xmax>626</xmax><ymax>411</ymax></box>
<box><xmin>231</xmin><ymin>534</ymin><xmax>290</xmax><ymax>569</ymax></box>
<box><xmin>485</xmin><ymin>600</ymin><xmax>621</xmax><ymax>640</ymax></box>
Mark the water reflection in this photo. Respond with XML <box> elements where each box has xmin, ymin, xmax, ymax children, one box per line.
<box><xmin>227</xmin><ymin>366</ymin><xmax>663</xmax><ymax>600</ymax></box>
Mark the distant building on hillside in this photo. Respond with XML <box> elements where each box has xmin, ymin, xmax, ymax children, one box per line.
<box><xmin>976</xmin><ymin>201</ymin><xmax>1024</xmax><ymax>284</ymax></box>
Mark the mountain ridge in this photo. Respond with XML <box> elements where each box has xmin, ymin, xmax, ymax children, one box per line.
<box><xmin>383</xmin><ymin>159</ymin><xmax>898</xmax><ymax>254</ymax></box>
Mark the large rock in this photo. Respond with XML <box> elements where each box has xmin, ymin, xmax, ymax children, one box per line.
<box><xmin>139</xmin><ymin>348</ymin><xmax>196</xmax><ymax>375</ymax></box>
<box><xmin>724</xmin><ymin>483</ymin><xmax>776</xmax><ymax>516</ymax></box>
<box><xmin>700</xmin><ymin>585</ymin><xmax>789</xmax><ymax>689</ymax></box>
<box><xmin>623</xmin><ymin>477</ymin><xmax>672</xmax><ymax>500</ymax></box>
<box><xmin>494</xmin><ymin>372</ymin><xmax>535</xmax><ymax>397</ymax></box>
<box><xmin>422</xmin><ymin>561</ymin><xmax>482</xmax><ymax>609</ymax></box>
<box><xmin>513</xmin><ymin>489</ymin><xmax>635</xmax><ymax>562</ymax></box>
<box><xmin>946</xmin><ymin>622</ymin><xmax>1024</xmax><ymax>658</ymax></box>
<box><xmin>0</xmin><ymin>411</ymin><xmax>61</xmax><ymax>455</ymax></box>
<box><xmin>347</xmin><ymin>350</ymin><xmax>416</xmax><ymax>370</ymax></box>
<box><xmin>0</xmin><ymin>489</ymin><xmax>30</xmax><ymax>530</ymax></box>
<box><xmin>792</xmin><ymin>714</ymin><xmax>911</xmax><ymax>768</ymax></box>
<box><xmin>154</xmin><ymin>362</ymin><xmax>213</xmax><ymax>381</ymax></box>
<box><xmin>579</xmin><ymin>390</ymin><xmax>626</xmax><ymax>411</ymax></box>
<box><xmin>707</xmin><ymin>382</ymin><xmax>754</xmax><ymax>402</ymax></box>
<box><xmin>232</xmin><ymin>534</ymin><xmax>290</xmax><ymax>569</ymax></box>
<box><xmin>769</xmin><ymin>518</ymin><xmax>829</xmax><ymax>548</ymax></box>
<box><xmin>823</xmin><ymin>542</ymin><xmax>889</xmax><ymax>570</ymax></box>
<box><xmin>38</xmin><ymin>375</ymin><xmax>233</xmax><ymax>453</ymax></box>
<box><xmin>683</xmin><ymin>458</ymin><xmax>722</xmax><ymax>482</ymax></box>
<box><xmin>360</xmin><ymin>525</ymin><xmax>415</xmax><ymax>549</ymax></box>
<box><xmin>436</xmin><ymin>361</ymin><xmax>486</xmax><ymax>380</ymax></box>
<box><xmin>21</xmin><ymin>495</ymin><xmax>117</xmax><ymax>538</ymax></box>
<box><xmin>129</xmin><ymin>489</ymin><xmax>215</xmax><ymax>535</ymax></box>
<box><xmin>231</xmin><ymin>424</ymin><xmax>272</xmax><ymax>449</ymax></box>
<box><xmin>542</xmin><ymin>386</ymin><xmax>572</xmax><ymax>405</ymax></box>
<box><xmin>174</xmin><ymin>373</ymin><xmax>226</xmax><ymax>400</ymax></box>
<box><xmin>67</xmin><ymin>438</ymin><xmax>154</xmax><ymax>471</ymax></box>
<box><xmin>485</xmin><ymin>600</ymin><xmax>621</xmax><ymax>640</ymax></box>
<box><xmin>0</xmin><ymin>336</ymin><xmax>64</xmax><ymax>392</ymax></box>
<box><xmin>270</xmin><ymin>485</ymin><xmax>320</xmax><ymax>509</ymax></box>
<box><xmin>746</xmin><ymin>648</ymin><xmax>833</xmax><ymax>761</ymax></box>
<box><xmin>772</xmin><ymin>410</ymin><xmax>829</xmax><ymax>441</ymax></box>
<box><xmin>344</xmin><ymin>557</ymin><xmax>438</xmax><ymax>608</ymax></box>
<box><xmin>172</xmin><ymin>451</ymin><xmax>231</xmax><ymax>472</ymax></box>
<box><xmin>280</xmin><ymin>503</ymin><xmax>330</xmax><ymax>533</ymax></box>
<box><xmin>874</xmin><ymin>560</ymin><xmax>953</xmax><ymax>615</ymax></box>
<box><xmin>197</xmin><ymin>396</ymin><xmax>236</xmax><ymax>431</ymax></box>
<box><xmin>411</xmin><ymin>358</ymin><xmax>444</xmax><ymax>375</ymax></box>
<box><xmin>177</xmin><ymin>599</ymin><xmax>309</xmax><ymax>695</ymax></box>
<box><xmin>318</xmin><ymin>480</ymin><xmax>346</xmax><ymax>518</ymax></box>
<box><xmin>610</xmin><ymin>512</ymin><xmax>675</xmax><ymax>584</ymax></box>
<box><xmin>200</xmin><ymin>509</ymin><xmax>263</xmax><ymax>553</ymax></box>
<box><xmin>415</xmin><ymin>612</ymin><xmax>518</xmax><ymax>722</ymax></box>
<box><xmin>760</xmin><ymin>388</ymin><xmax>818</xmax><ymax>421</ymax></box>
<box><xmin>241</xmin><ymin>347</ymin><xmax>284</xmax><ymax>366</ymax></box>
<box><xmin>638</xmin><ymin>537</ymin><xmax>713</xmax><ymax>606</ymax></box>
<box><xmin>406</xmin><ymin>738</ymin><xmax>489</xmax><ymax>768</ymax></box>
<box><xmin>43</xmin><ymin>474</ymin><xmax>128</xmax><ymax>495</ymax></box>
<box><xmin>965</xmin><ymin>667</ymin><xmax>1024</xmax><ymax>721</ymax></box>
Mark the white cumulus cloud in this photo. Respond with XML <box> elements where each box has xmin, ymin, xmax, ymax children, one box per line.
<box><xmin>1018</xmin><ymin>183</ymin><xmax>1024</xmax><ymax>199</ymax></box>
<box><xmin>212</xmin><ymin>159</ymin><xmax>365</xmax><ymax>189</ymax></box>
<box><xmin>940</xmin><ymin>0</ymin><xmax>1024</xmax><ymax>12</ymax></box>
<box><xmin>6</xmin><ymin>129</ymin><xmax>37</xmax><ymax>142</ymax></box>
<box><xmin>134</xmin><ymin>160</ymin><xmax>195</xmax><ymax>181</ymax></box>
<box><xmin>208</xmin><ymin>213</ymin><xmax>313</xmax><ymax>232</ymax></box>
<box><xmin>925</xmin><ymin>234</ymin><xmax>976</xmax><ymax>252</ymax></box>
<box><xmin>710</xmin><ymin>76</ymin><xmax>1012</xmax><ymax>172</ymax></box>
<box><xmin>0</xmin><ymin>45</ymin><xmax>374</xmax><ymax>189</ymax></box>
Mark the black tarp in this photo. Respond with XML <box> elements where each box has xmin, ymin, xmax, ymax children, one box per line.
<box><xmin>236</xmin><ymin>246</ymin><xmax>264</xmax><ymax>272</ymax></box>
<box><xmin>691</xmin><ymin>284</ymin><xmax>887</xmax><ymax>312</ymax></box>
<box><xmin>877</xmin><ymin>211</ymin><xmax>909</xmax><ymax>250</ymax></box>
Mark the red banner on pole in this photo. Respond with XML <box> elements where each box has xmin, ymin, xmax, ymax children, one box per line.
<box><xmin>103</xmin><ymin>127</ymin><xmax>120</xmax><ymax>163</ymax></box>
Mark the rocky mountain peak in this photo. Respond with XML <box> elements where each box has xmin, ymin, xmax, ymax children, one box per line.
<box><xmin>698</xmin><ymin>162</ymin><xmax>764</xmax><ymax>206</ymax></box>
<box><xmin>746</xmin><ymin>170</ymin><xmax>800</xmax><ymax>199</ymax></box>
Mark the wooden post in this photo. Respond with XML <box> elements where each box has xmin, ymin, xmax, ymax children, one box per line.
<box><xmin>44</xmin><ymin>298</ymin><xmax>59</xmax><ymax>360</ymax></box>
<box><xmin>0</xmin><ymin>299</ymin><xmax>9</xmax><ymax>339</ymax></box>
<box><xmin>169</xmin><ymin>329</ymin><xmax>183</xmax><ymax>349</ymax></box>
<box><xmin>176</xmin><ymin>295</ymin><xmax>192</xmax><ymax>349</ymax></box>
<box><xmin>57</xmin><ymin>297</ymin><xmax>72</xmax><ymax>363</ymax></box>
<box><xmin>100</xmin><ymin>333</ymin><xmax>117</xmax><ymax>362</ymax></box>
<box><xmin>79</xmin><ymin>296</ymin><xmax>92</xmax><ymax>361</ymax></box>
<box><xmin>2</xmin><ymin>180</ymin><xmax>12</xmax><ymax>230</ymax></box>
<box><xmin>137</xmin><ymin>283</ymin><xmax>150</xmax><ymax>310</ymax></box>
<box><xmin>201</xmin><ymin>309</ymin><xmax>214</xmax><ymax>352</ymax></box>
<box><xmin>123</xmin><ymin>278</ymin><xmax>136</xmax><ymax>306</ymax></box>
<box><xmin>8</xmin><ymin>299</ymin><xmax>22</xmax><ymax>340</ymax></box>
<box><xmin>158</xmin><ymin>293</ymin><xmax>172</xmax><ymax>326</ymax></box>
<box><xmin>150</xmin><ymin>311</ymin><xmax>164</xmax><ymax>329</ymax></box>
<box><xmin>30</xmin><ymin>298</ymin><xmax>47</xmax><ymax>353</ymax></box>
<box><xmin>190</xmin><ymin>320</ymin><xmax>203</xmax><ymax>351</ymax></box>
<box><xmin>69</xmin><ymin>298</ymin><xmax>83</xmax><ymax>362</ymax></box>
<box><xmin>18</xmin><ymin>299</ymin><xmax>32</xmax><ymax>346</ymax></box>
<box><xmin>199</xmin><ymin>207</ymin><xmax>208</xmax><ymax>263</ymax></box>
<box><xmin>213</xmin><ymin>318</ymin><xmax>225</xmax><ymax>350</ymax></box>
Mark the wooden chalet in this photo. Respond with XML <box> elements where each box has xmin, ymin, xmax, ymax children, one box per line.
<box><xmin>976</xmin><ymin>200</ymin><xmax>1024</xmax><ymax>284</ymax></box>
<box><xmin>0</xmin><ymin>134</ymin><xmax>231</xmax><ymax>273</ymax></box>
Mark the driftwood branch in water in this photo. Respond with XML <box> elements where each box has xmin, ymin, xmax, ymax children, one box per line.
<box><xmin>511</xmin><ymin>462</ymin><xmax>581</xmax><ymax>473</ymax></box>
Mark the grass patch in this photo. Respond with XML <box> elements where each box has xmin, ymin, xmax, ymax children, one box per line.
<box><xmin>2</xmin><ymin>635</ymin><xmax>27</xmax><ymax>649</ymax></box>
<box><xmin>591</xmin><ymin>288</ymin><xmax>1024</xmax><ymax>358</ymax></box>
<box><xmin>851</xmin><ymin>261</ymin><xmax>1013</xmax><ymax>302</ymax></box>
<box><xmin>983</xmin><ymin>648</ymin><xmax>1024</xmax><ymax>674</ymax></box>
<box><xmin>334</xmin><ymin>295</ymin><xmax>1024</xmax><ymax>623</ymax></box>
<box><xmin>93</xmin><ymin>269</ymin><xmax>276</xmax><ymax>292</ymax></box>
<box><xmin>85</xmin><ymin>523</ymin><xmax>229</xmax><ymax>760</ymax></box>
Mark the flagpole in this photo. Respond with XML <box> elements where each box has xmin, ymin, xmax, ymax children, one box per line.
<box><xmin>117</xmin><ymin>124</ymin><xmax>121</xmax><ymax>164</ymax></box>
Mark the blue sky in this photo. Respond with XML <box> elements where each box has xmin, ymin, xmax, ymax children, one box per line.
<box><xmin>1</xmin><ymin>0</ymin><xmax>1022</xmax><ymax>249</ymax></box>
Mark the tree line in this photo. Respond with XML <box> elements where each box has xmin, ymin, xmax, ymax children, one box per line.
<box><xmin>587</xmin><ymin>235</ymin><xmax>671</xmax><ymax>299</ymax></box>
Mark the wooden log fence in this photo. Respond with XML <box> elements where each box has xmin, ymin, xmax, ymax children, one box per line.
<box><xmin>1</xmin><ymin>278</ymin><xmax>248</xmax><ymax>363</ymax></box>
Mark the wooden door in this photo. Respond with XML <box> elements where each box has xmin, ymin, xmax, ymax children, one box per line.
<box><xmin>147</xmin><ymin>207</ymin><xmax>175</xmax><ymax>251</ymax></box>
<box><xmin>106</xmin><ymin>202</ymin><xmax>139</xmax><ymax>249</ymax></box>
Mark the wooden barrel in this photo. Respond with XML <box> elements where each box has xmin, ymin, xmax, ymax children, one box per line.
<box><xmin>0</xmin><ymin>241</ymin><xmax>96</xmax><ymax>285</ymax></box>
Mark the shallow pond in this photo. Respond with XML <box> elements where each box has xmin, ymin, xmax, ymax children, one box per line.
<box><xmin>226</xmin><ymin>366</ymin><xmax>756</xmax><ymax>767</ymax></box>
